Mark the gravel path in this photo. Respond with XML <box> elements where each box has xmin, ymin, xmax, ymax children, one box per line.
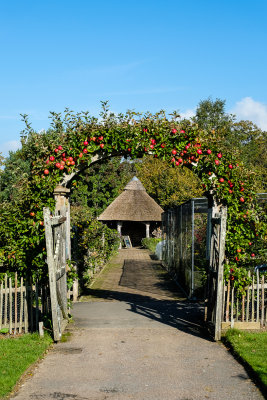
<box><xmin>11</xmin><ymin>249</ymin><xmax>264</xmax><ymax>400</ymax></box>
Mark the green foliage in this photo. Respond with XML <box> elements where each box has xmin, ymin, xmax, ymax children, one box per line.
<box><xmin>71</xmin><ymin>205</ymin><xmax>119</xmax><ymax>287</ymax></box>
<box><xmin>71</xmin><ymin>156</ymin><xmax>135</xmax><ymax>215</ymax></box>
<box><xmin>136</xmin><ymin>156</ymin><xmax>203</xmax><ymax>208</ymax></box>
<box><xmin>194</xmin><ymin>98</ymin><xmax>234</xmax><ymax>131</ymax></box>
<box><xmin>194</xmin><ymin>98</ymin><xmax>267</xmax><ymax>191</ymax></box>
<box><xmin>223</xmin><ymin>329</ymin><xmax>267</xmax><ymax>390</ymax></box>
<box><xmin>141</xmin><ymin>237</ymin><xmax>161</xmax><ymax>253</ymax></box>
<box><xmin>0</xmin><ymin>332</ymin><xmax>52</xmax><ymax>398</ymax></box>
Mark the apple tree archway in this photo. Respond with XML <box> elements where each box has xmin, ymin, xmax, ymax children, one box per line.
<box><xmin>20</xmin><ymin>106</ymin><xmax>266</xmax><ymax>339</ymax></box>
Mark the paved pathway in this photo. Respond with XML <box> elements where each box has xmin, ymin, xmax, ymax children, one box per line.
<box><xmin>11</xmin><ymin>249</ymin><xmax>264</xmax><ymax>400</ymax></box>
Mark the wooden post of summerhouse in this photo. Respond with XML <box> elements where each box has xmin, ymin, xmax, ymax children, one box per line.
<box><xmin>145</xmin><ymin>223</ymin><xmax>150</xmax><ymax>238</ymax></box>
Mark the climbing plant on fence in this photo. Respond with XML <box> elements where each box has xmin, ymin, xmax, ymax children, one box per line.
<box><xmin>0</xmin><ymin>103</ymin><xmax>266</xmax><ymax>290</ymax></box>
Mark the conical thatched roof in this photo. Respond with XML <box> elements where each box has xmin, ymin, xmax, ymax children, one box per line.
<box><xmin>98</xmin><ymin>177</ymin><xmax>163</xmax><ymax>222</ymax></box>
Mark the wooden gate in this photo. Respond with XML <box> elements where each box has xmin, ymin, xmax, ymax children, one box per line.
<box><xmin>205</xmin><ymin>204</ymin><xmax>227</xmax><ymax>340</ymax></box>
<box><xmin>43</xmin><ymin>207</ymin><xmax>69</xmax><ymax>341</ymax></box>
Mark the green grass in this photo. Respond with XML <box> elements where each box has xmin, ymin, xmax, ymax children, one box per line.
<box><xmin>141</xmin><ymin>237</ymin><xmax>161</xmax><ymax>253</ymax></box>
<box><xmin>223</xmin><ymin>329</ymin><xmax>267</xmax><ymax>392</ymax></box>
<box><xmin>0</xmin><ymin>332</ymin><xmax>53</xmax><ymax>398</ymax></box>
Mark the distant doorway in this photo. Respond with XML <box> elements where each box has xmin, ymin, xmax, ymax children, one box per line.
<box><xmin>121</xmin><ymin>221</ymin><xmax>146</xmax><ymax>247</ymax></box>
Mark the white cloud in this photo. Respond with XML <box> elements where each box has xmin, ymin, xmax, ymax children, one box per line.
<box><xmin>231</xmin><ymin>97</ymin><xmax>267</xmax><ymax>130</ymax></box>
<box><xmin>180</xmin><ymin>108</ymin><xmax>195</xmax><ymax>119</ymax></box>
<box><xmin>1</xmin><ymin>140</ymin><xmax>21</xmax><ymax>157</ymax></box>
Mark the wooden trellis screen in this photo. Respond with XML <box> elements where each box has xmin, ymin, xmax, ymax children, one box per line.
<box><xmin>43</xmin><ymin>207</ymin><xmax>69</xmax><ymax>341</ymax></box>
<box><xmin>205</xmin><ymin>205</ymin><xmax>227</xmax><ymax>341</ymax></box>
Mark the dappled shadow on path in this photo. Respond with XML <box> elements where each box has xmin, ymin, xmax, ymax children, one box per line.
<box><xmin>80</xmin><ymin>258</ymin><xmax>210</xmax><ymax>340</ymax></box>
<box><xmin>81</xmin><ymin>286</ymin><xmax>209</xmax><ymax>341</ymax></box>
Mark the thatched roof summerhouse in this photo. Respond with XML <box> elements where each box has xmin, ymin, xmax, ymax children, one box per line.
<box><xmin>98</xmin><ymin>177</ymin><xmax>163</xmax><ymax>247</ymax></box>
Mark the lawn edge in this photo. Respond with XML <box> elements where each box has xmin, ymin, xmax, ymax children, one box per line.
<box><xmin>221</xmin><ymin>332</ymin><xmax>267</xmax><ymax>399</ymax></box>
<box><xmin>1</xmin><ymin>336</ymin><xmax>54</xmax><ymax>400</ymax></box>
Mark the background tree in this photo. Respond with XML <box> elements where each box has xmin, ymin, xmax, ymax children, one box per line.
<box><xmin>70</xmin><ymin>157</ymin><xmax>135</xmax><ymax>215</ymax></box>
<box><xmin>193</xmin><ymin>98</ymin><xmax>234</xmax><ymax>131</ymax></box>
<box><xmin>194</xmin><ymin>98</ymin><xmax>267</xmax><ymax>191</ymax></box>
<box><xmin>136</xmin><ymin>156</ymin><xmax>203</xmax><ymax>209</ymax></box>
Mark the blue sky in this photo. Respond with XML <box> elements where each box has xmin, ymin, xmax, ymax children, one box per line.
<box><xmin>1</xmin><ymin>0</ymin><xmax>267</xmax><ymax>156</ymax></box>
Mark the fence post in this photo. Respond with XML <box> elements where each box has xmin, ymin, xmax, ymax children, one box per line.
<box><xmin>43</xmin><ymin>207</ymin><xmax>61</xmax><ymax>341</ymax></box>
<box><xmin>214</xmin><ymin>205</ymin><xmax>227</xmax><ymax>341</ymax></box>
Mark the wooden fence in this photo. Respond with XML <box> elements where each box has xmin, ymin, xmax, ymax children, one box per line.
<box><xmin>0</xmin><ymin>273</ymin><xmax>50</xmax><ymax>335</ymax></box>
<box><xmin>222</xmin><ymin>271</ymin><xmax>266</xmax><ymax>330</ymax></box>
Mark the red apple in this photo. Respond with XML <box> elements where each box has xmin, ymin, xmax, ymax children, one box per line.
<box><xmin>83</xmin><ymin>148</ymin><xmax>88</xmax><ymax>153</ymax></box>
<box><xmin>178</xmin><ymin>158</ymin><xmax>183</xmax><ymax>163</ymax></box>
<box><xmin>171</xmin><ymin>128</ymin><xmax>177</xmax><ymax>134</ymax></box>
<box><xmin>54</xmin><ymin>148</ymin><xmax>59</xmax><ymax>153</ymax></box>
<box><xmin>207</xmin><ymin>149</ymin><xmax>212</xmax><ymax>155</ymax></box>
<box><xmin>161</xmin><ymin>143</ymin><xmax>165</xmax><ymax>148</ymax></box>
<box><xmin>240</xmin><ymin>197</ymin><xmax>245</xmax><ymax>203</ymax></box>
<box><xmin>58</xmin><ymin>145</ymin><xmax>63</xmax><ymax>150</ymax></box>
<box><xmin>44</xmin><ymin>169</ymin><xmax>49</xmax><ymax>175</ymax></box>
<box><xmin>251</xmin><ymin>253</ymin><xmax>255</xmax><ymax>257</ymax></box>
<box><xmin>175</xmin><ymin>161</ymin><xmax>180</xmax><ymax>166</ymax></box>
<box><xmin>236</xmin><ymin>249</ymin><xmax>241</xmax><ymax>253</ymax></box>
<box><xmin>59</xmin><ymin>165</ymin><xmax>64</xmax><ymax>170</ymax></box>
<box><xmin>215</xmin><ymin>160</ymin><xmax>220</xmax><ymax>165</ymax></box>
<box><xmin>150</xmin><ymin>139</ymin><xmax>156</xmax><ymax>145</ymax></box>
<box><xmin>229</xmin><ymin>189</ymin><xmax>233</xmax><ymax>194</ymax></box>
<box><xmin>217</xmin><ymin>153</ymin><xmax>222</xmax><ymax>158</ymax></box>
<box><xmin>68</xmin><ymin>157</ymin><xmax>73</xmax><ymax>161</ymax></box>
<box><xmin>100</xmin><ymin>143</ymin><xmax>104</xmax><ymax>149</ymax></box>
<box><xmin>29</xmin><ymin>212</ymin><xmax>35</xmax><ymax>217</ymax></box>
<box><xmin>49</xmin><ymin>156</ymin><xmax>55</xmax><ymax>161</ymax></box>
<box><xmin>150</xmin><ymin>144</ymin><xmax>154</xmax><ymax>149</ymax></box>
<box><xmin>172</xmin><ymin>149</ymin><xmax>177</xmax><ymax>155</ymax></box>
<box><xmin>228</xmin><ymin>164</ymin><xmax>233</xmax><ymax>169</ymax></box>
<box><xmin>45</xmin><ymin>160</ymin><xmax>50</xmax><ymax>164</ymax></box>
<box><xmin>79</xmin><ymin>153</ymin><xmax>83</xmax><ymax>158</ymax></box>
<box><xmin>180</xmin><ymin>130</ymin><xmax>185</xmax><ymax>134</ymax></box>
<box><xmin>55</xmin><ymin>163</ymin><xmax>61</xmax><ymax>168</ymax></box>
<box><xmin>83</xmin><ymin>141</ymin><xmax>88</xmax><ymax>146</ymax></box>
<box><xmin>249</xmin><ymin>242</ymin><xmax>252</xmax><ymax>246</ymax></box>
<box><xmin>219</xmin><ymin>178</ymin><xmax>224</xmax><ymax>183</ymax></box>
<box><xmin>197</xmin><ymin>149</ymin><xmax>202</xmax><ymax>155</ymax></box>
<box><xmin>98</xmin><ymin>136</ymin><xmax>104</xmax><ymax>141</ymax></box>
